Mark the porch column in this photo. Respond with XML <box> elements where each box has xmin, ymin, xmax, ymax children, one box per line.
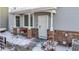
<box><xmin>28</xmin><ymin>13</ymin><xmax>31</xmax><ymax>29</ymax></box>
<box><xmin>27</xmin><ymin>13</ymin><xmax>32</xmax><ymax>38</ymax></box>
<box><xmin>32</xmin><ymin>13</ymin><xmax>34</xmax><ymax>28</ymax></box>
<box><xmin>50</xmin><ymin>12</ymin><xmax>54</xmax><ymax>31</ymax></box>
<box><xmin>14</xmin><ymin>15</ymin><xmax>16</xmax><ymax>28</ymax></box>
<box><xmin>47</xmin><ymin>11</ymin><xmax>54</xmax><ymax>41</ymax></box>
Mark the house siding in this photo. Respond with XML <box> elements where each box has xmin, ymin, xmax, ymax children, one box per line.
<box><xmin>9</xmin><ymin>7</ymin><xmax>79</xmax><ymax>43</ymax></box>
<box><xmin>34</xmin><ymin>12</ymin><xmax>51</xmax><ymax>28</ymax></box>
<box><xmin>54</xmin><ymin>7</ymin><xmax>79</xmax><ymax>32</ymax></box>
<box><xmin>0</xmin><ymin>7</ymin><xmax>8</xmax><ymax>29</ymax></box>
<box><xmin>0</xmin><ymin>8</ymin><xmax>1</xmax><ymax>27</ymax></box>
<box><xmin>9</xmin><ymin>12</ymin><xmax>51</xmax><ymax>29</ymax></box>
<box><xmin>8</xmin><ymin>14</ymin><xmax>15</xmax><ymax>31</ymax></box>
<box><xmin>53</xmin><ymin>7</ymin><xmax>79</xmax><ymax>44</ymax></box>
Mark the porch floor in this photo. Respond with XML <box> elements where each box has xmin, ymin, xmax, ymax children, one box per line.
<box><xmin>0</xmin><ymin>31</ymin><xmax>72</xmax><ymax>51</ymax></box>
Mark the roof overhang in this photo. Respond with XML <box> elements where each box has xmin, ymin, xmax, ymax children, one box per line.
<box><xmin>9</xmin><ymin>7</ymin><xmax>56</xmax><ymax>15</ymax></box>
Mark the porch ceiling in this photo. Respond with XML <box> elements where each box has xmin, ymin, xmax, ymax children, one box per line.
<box><xmin>10</xmin><ymin>7</ymin><xmax>56</xmax><ymax>15</ymax></box>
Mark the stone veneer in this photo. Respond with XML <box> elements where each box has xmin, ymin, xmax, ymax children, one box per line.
<box><xmin>13</xmin><ymin>28</ymin><xmax>17</xmax><ymax>35</ymax></box>
<box><xmin>47</xmin><ymin>29</ymin><xmax>79</xmax><ymax>45</ymax></box>
<box><xmin>47</xmin><ymin>29</ymin><xmax>54</xmax><ymax>41</ymax></box>
<box><xmin>54</xmin><ymin>30</ymin><xmax>79</xmax><ymax>44</ymax></box>
<box><xmin>27</xmin><ymin>29</ymin><xmax>32</xmax><ymax>38</ymax></box>
<box><xmin>13</xmin><ymin>28</ymin><xmax>79</xmax><ymax>45</ymax></box>
<box><xmin>24</xmin><ymin>28</ymin><xmax>38</xmax><ymax>38</ymax></box>
<box><xmin>13</xmin><ymin>28</ymin><xmax>38</xmax><ymax>38</ymax></box>
<box><xmin>31</xmin><ymin>28</ymin><xmax>38</xmax><ymax>38</ymax></box>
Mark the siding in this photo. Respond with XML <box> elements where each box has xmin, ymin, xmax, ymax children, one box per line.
<box><xmin>34</xmin><ymin>12</ymin><xmax>51</xmax><ymax>28</ymax></box>
<box><xmin>9</xmin><ymin>12</ymin><xmax>51</xmax><ymax>30</ymax></box>
<box><xmin>8</xmin><ymin>14</ymin><xmax>15</xmax><ymax>31</ymax></box>
<box><xmin>0</xmin><ymin>8</ymin><xmax>1</xmax><ymax>27</ymax></box>
<box><xmin>0</xmin><ymin>7</ymin><xmax>8</xmax><ymax>29</ymax></box>
<box><xmin>54</xmin><ymin>7</ymin><xmax>79</xmax><ymax>32</ymax></box>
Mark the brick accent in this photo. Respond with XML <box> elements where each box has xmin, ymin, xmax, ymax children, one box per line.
<box><xmin>47</xmin><ymin>29</ymin><xmax>54</xmax><ymax>41</ymax></box>
<box><xmin>19</xmin><ymin>28</ymin><xmax>28</xmax><ymax>36</ymax></box>
<box><xmin>27</xmin><ymin>28</ymin><xmax>38</xmax><ymax>38</ymax></box>
<box><xmin>31</xmin><ymin>28</ymin><xmax>38</xmax><ymax>38</ymax></box>
<box><xmin>54</xmin><ymin>30</ymin><xmax>79</xmax><ymax>44</ymax></box>
<box><xmin>47</xmin><ymin>29</ymin><xmax>79</xmax><ymax>44</ymax></box>
<box><xmin>12</xmin><ymin>28</ymin><xmax>38</xmax><ymax>39</ymax></box>
<box><xmin>13</xmin><ymin>28</ymin><xmax>17</xmax><ymax>35</ymax></box>
<box><xmin>27</xmin><ymin>29</ymin><xmax>32</xmax><ymax>38</ymax></box>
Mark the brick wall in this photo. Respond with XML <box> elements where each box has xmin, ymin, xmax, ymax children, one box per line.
<box><xmin>47</xmin><ymin>29</ymin><xmax>79</xmax><ymax>44</ymax></box>
<box><xmin>47</xmin><ymin>29</ymin><xmax>54</xmax><ymax>41</ymax></box>
<box><xmin>31</xmin><ymin>28</ymin><xmax>38</xmax><ymax>38</ymax></box>
<box><xmin>13</xmin><ymin>28</ymin><xmax>17</xmax><ymax>35</ymax></box>
<box><xmin>13</xmin><ymin>28</ymin><xmax>38</xmax><ymax>38</ymax></box>
<box><xmin>54</xmin><ymin>30</ymin><xmax>79</xmax><ymax>44</ymax></box>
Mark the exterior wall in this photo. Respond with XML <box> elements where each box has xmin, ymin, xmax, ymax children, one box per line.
<box><xmin>0</xmin><ymin>8</ymin><xmax>1</xmax><ymax>27</ymax></box>
<box><xmin>0</xmin><ymin>7</ymin><xmax>8</xmax><ymax>29</ymax></box>
<box><xmin>9</xmin><ymin>7</ymin><xmax>79</xmax><ymax>43</ymax></box>
<box><xmin>31</xmin><ymin>28</ymin><xmax>38</xmax><ymax>38</ymax></box>
<box><xmin>34</xmin><ymin>13</ymin><xmax>38</xmax><ymax>28</ymax></box>
<box><xmin>34</xmin><ymin>12</ymin><xmax>51</xmax><ymax>28</ymax></box>
<box><xmin>54</xmin><ymin>7</ymin><xmax>79</xmax><ymax>32</ymax></box>
<box><xmin>8</xmin><ymin>14</ymin><xmax>15</xmax><ymax>31</ymax></box>
<box><xmin>27</xmin><ymin>28</ymin><xmax>38</xmax><ymax>38</ymax></box>
<box><xmin>12</xmin><ymin>28</ymin><xmax>38</xmax><ymax>38</ymax></box>
<box><xmin>53</xmin><ymin>7</ymin><xmax>79</xmax><ymax>44</ymax></box>
<box><xmin>9</xmin><ymin>12</ymin><xmax>51</xmax><ymax>30</ymax></box>
<box><xmin>10</xmin><ymin>12</ymin><xmax>50</xmax><ymax>38</ymax></box>
<box><xmin>47</xmin><ymin>29</ymin><xmax>54</xmax><ymax>41</ymax></box>
<box><xmin>54</xmin><ymin>30</ymin><xmax>79</xmax><ymax>44</ymax></box>
<box><xmin>9</xmin><ymin>14</ymin><xmax>24</xmax><ymax>31</ymax></box>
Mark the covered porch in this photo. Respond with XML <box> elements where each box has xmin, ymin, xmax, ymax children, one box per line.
<box><xmin>9</xmin><ymin>7</ymin><xmax>56</xmax><ymax>40</ymax></box>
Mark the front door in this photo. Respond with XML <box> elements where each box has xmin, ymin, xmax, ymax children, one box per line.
<box><xmin>38</xmin><ymin>15</ymin><xmax>48</xmax><ymax>39</ymax></box>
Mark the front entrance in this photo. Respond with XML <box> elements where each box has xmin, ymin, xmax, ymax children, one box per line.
<box><xmin>38</xmin><ymin>15</ymin><xmax>48</xmax><ymax>39</ymax></box>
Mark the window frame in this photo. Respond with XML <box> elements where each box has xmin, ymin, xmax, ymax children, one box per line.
<box><xmin>23</xmin><ymin>15</ymin><xmax>33</xmax><ymax>28</ymax></box>
<box><xmin>15</xmin><ymin>15</ymin><xmax>20</xmax><ymax>27</ymax></box>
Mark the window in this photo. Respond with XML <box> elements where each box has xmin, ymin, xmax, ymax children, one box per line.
<box><xmin>24</xmin><ymin>15</ymin><xmax>28</xmax><ymax>26</ymax></box>
<box><xmin>16</xmin><ymin>16</ymin><xmax>20</xmax><ymax>27</ymax></box>
<box><xmin>24</xmin><ymin>15</ymin><xmax>33</xmax><ymax>27</ymax></box>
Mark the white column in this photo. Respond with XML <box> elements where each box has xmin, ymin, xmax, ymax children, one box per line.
<box><xmin>50</xmin><ymin>12</ymin><xmax>54</xmax><ymax>31</ymax></box>
<box><xmin>23</xmin><ymin>15</ymin><xmax>24</xmax><ymax>27</ymax></box>
<box><xmin>28</xmin><ymin>13</ymin><xmax>31</xmax><ymax>29</ymax></box>
<box><xmin>32</xmin><ymin>13</ymin><xmax>34</xmax><ymax>28</ymax></box>
<box><xmin>14</xmin><ymin>15</ymin><xmax>16</xmax><ymax>28</ymax></box>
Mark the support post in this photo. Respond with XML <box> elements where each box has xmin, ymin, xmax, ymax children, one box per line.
<box><xmin>27</xmin><ymin>13</ymin><xmax>32</xmax><ymax>38</ymax></box>
<box><xmin>28</xmin><ymin>13</ymin><xmax>31</xmax><ymax>29</ymax></box>
<box><xmin>32</xmin><ymin>13</ymin><xmax>34</xmax><ymax>28</ymax></box>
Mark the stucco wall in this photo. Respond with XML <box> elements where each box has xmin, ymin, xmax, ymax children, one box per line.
<box><xmin>54</xmin><ymin>7</ymin><xmax>79</xmax><ymax>32</ymax></box>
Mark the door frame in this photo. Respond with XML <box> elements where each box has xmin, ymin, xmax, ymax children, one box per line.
<box><xmin>38</xmin><ymin>15</ymin><xmax>48</xmax><ymax>39</ymax></box>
